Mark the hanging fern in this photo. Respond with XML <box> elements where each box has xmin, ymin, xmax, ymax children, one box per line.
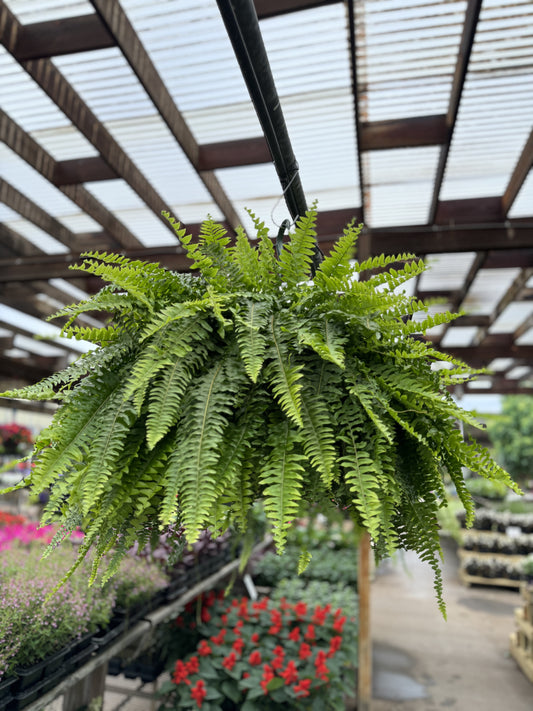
<box><xmin>0</xmin><ymin>208</ymin><xmax>520</xmax><ymax>611</ymax></box>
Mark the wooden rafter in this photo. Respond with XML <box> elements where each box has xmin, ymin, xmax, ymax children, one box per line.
<box><xmin>89</xmin><ymin>0</ymin><xmax>241</xmax><ymax>231</ymax></box>
<box><xmin>254</xmin><ymin>0</ymin><xmax>340</xmax><ymax>18</ymax></box>
<box><xmin>502</xmin><ymin>129</ymin><xmax>533</xmax><ymax>216</ymax></box>
<box><xmin>0</xmin><ymin>109</ymin><xmax>143</xmax><ymax>250</ymax></box>
<box><xmin>360</xmin><ymin>115</ymin><xmax>448</xmax><ymax>152</ymax></box>
<box><xmin>428</xmin><ymin>0</ymin><xmax>483</xmax><ymax>223</ymax></box>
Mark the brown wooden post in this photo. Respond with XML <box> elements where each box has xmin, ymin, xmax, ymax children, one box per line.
<box><xmin>357</xmin><ymin>531</ymin><xmax>372</xmax><ymax>711</ymax></box>
<box><xmin>62</xmin><ymin>663</ymin><xmax>107</xmax><ymax>711</ymax></box>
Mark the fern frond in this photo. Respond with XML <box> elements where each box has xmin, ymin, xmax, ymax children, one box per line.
<box><xmin>279</xmin><ymin>210</ymin><xmax>318</xmax><ymax>285</ymax></box>
<box><xmin>265</xmin><ymin>316</ymin><xmax>303</xmax><ymax>427</ymax></box>
<box><xmin>260</xmin><ymin>421</ymin><xmax>305</xmax><ymax>552</ymax></box>
<box><xmin>314</xmin><ymin>219</ymin><xmax>361</xmax><ymax>285</ymax></box>
<box><xmin>234</xmin><ymin>300</ymin><xmax>272</xmax><ymax>382</ymax></box>
<box><xmin>300</xmin><ymin>388</ymin><xmax>337</xmax><ymax>486</ymax></box>
<box><xmin>298</xmin><ymin>318</ymin><xmax>346</xmax><ymax>369</ymax></box>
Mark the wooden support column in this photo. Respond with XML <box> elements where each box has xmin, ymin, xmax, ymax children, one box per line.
<box><xmin>358</xmin><ymin>531</ymin><xmax>372</xmax><ymax>711</ymax></box>
<box><xmin>62</xmin><ymin>663</ymin><xmax>107</xmax><ymax>711</ymax></box>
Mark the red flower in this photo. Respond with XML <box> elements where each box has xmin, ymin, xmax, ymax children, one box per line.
<box><xmin>201</xmin><ymin>607</ymin><xmax>211</xmax><ymax>623</ymax></box>
<box><xmin>251</xmin><ymin>632</ymin><xmax>260</xmax><ymax>643</ymax></box>
<box><xmin>260</xmin><ymin>664</ymin><xmax>275</xmax><ymax>694</ymax></box>
<box><xmin>312</xmin><ymin>605</ymin><xmax>329</xmax><ymax>625</ymax></box>
<box><xmin>186</xmin><ymin>656</ymin><xmax>199</xmax><ymax>675</ymax></box>
<box><xmin>298</xmin><ymin>642</ymin><xmax>313</xmax><ymax>660</ymax></box>
<box><xmin>252</xmin><ymin>598</ymin><xmax>269</xmax><ymax>611</ymax></box>
<box><xmin>314</xmin><ymin>650</ymin><xmax>327</xmax><ymax>667</ymax></box>
<box><xmin>172</xmin><ymin>660</ymin><xmax>189</xmax><ymax>684</ymax></box>
<box><xmin>190</xmin><ymin>679</ymin><xmax>207</xmax><ymax>708</ymax></box>
<box><xmin>198</xmin><ymin>640</ymin><xmax>212</xmax><ymax>657</ymax></box>
<box><xmin>268</xmin><ymin>624</ymin><xmax>282</xmax><ymax>635</ymax></box>
<box><xmin>222</xmin><ymin>651</ymin><xmax>237</xmax><ymax>671</ymax></box>
<box><xmin>328</xmin><ymin>635</ymin><xmax>342</xmax><ymax>657</ymax></box>
<box><xmin>294</xmin><ymin>678</ymin><xmax>312</xmax><ymax>697</ymax></box>
<box><xmin>288</xmin><ymin>626</ymin><xmax>301</xmax><ymax>642</ymax></box>
<box><xmin>175</xmin><ymin>615</ymin><xmax>184</xmax><ymax>628</ymax></box>
<box><xmin>271</xmin><ymin>655</ymin><xmax>284</xmax><ymax>670</ymax></box>
<box><xmin>304</xmin><ymin>624</ymin><xmax>316</xmax><ymax>641</ymax></box>
<box><xmin>248</xmin><ymin>650</ymin><xmax>262</xmax><ymax>666</ymax></box>
<box><xmin>221</xmin><ymin>613</ymin><xmax>228</xmax><ymax>624</ymax></box>
<box><xmin>210</xmin><ymin>629</ymin><xmax>227</xmax><ymax>645</ymax></box>
<box><xmin>315</xmin><ymin>662</ymin><xmax>329</xmax><ymax>681</ymax></box>
<box><xmin>279</xmin><ymin>660</ymin><xmax>299</xmax><ymax>685</ymax></box>
<box><xmin>273</xmin><ymin>645</ymin><xmax>285</xmax><ymax>658</ymax></box>
<box><xmin>294</xmin><ymin>601</ymin><xmax>307</xmax><ymax>618</ymax></box>
<box><xmin>332</xmin><ymin>615</ymin><xmax>346</xmax><ymax>633</ymax></box>
<box><xmin>243</xmin><ymin>671</ymin><xmax>250</xmax><ymax>678</ymax></box>
<box><xmin>232</xmin><ymin>637</ymin><xmax>245</xmax><ymax>654</ymax></box>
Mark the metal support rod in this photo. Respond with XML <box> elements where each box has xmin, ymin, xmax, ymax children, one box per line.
<box><xmin>216</xmin><ymin>0</ymin><xmax>323</xmax><ymax>272</ymax></box>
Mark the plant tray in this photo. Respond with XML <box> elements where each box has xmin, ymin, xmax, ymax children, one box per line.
<box><xmin>510</xmin><ymin>633</ymin><xmax>533</xmax><ymax>684</ymax></box>
<box><xmin>458</xmin><ymin>569</ymin><xmax>522</xmax><ymax>589</ymax></box>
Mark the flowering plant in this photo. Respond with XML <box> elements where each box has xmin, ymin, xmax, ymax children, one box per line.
<box><xmin>0</xmin><ymin>423</ymin><xmax>33</xmax><ymax>454</ymax></box>
<box><xmin>158</xmin><ymin>594</ymin><xmax>355</xmax><ymax>710</ymax></box>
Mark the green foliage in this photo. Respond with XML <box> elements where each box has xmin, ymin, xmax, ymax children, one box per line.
<box><xmin>488</xmin><ymin>396</ymin><xmax>533</xmax><ymax>484</ymax></box>
<box><xmin>465</xmin><ymin>477</ymin><xmax>508</xmax><ymax>501</ymax></box>
<box><xmin>253</xmin><ymin>547</ymin><xmax>358</xmax><ymax>588</ymax></box>
<box><xmin>0</xmin><ymin>209</ymin><xmax>520</xmax><ymax>612</ymax></box>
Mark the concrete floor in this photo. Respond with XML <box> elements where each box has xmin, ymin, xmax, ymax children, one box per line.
<box><xmin>371</xmin><ymin>544</ymin><xmax>532</xmax><ymax>711</ymax></box>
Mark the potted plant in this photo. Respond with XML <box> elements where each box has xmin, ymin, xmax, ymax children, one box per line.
<box><xmin>0</xmin><ymin>424</ymin><xmax>32</xmax><ymax>456</ymax></box>
<box><xmin>158</xmin><ymin>593</ymin><xmax>355</xmax><ymax>710</ymax></box>
<box><xmin>0</xmin><ymin>209</ymin><xmax>520</xmax><ymax>613</ymax></box>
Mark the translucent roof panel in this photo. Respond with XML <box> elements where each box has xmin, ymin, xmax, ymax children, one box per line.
<box><xmin>5</xmin><ymin>0</ymin><xmax>92</xmax><ymax>23</ymax></box>
<box><xmin>488</xmin><ymin>358</ymin><xmax>515</xmax><ymax>372</ymax></box>
<box><xmin>29</xmin><ymin>126</ymin><xmax>98</xmax><ymax>162</ymax></box>
<box><xmin>461</xmin><ymin>268</ymin><xmax>521</xmax><ymax>315</ymax></box>
<box><xmin>441</xmin><ymin>0</ymin><xmax>533</xmax><ymax>200</ymax></box>
<box><xmin>0</xmin><ymin>47</ymin><xmax>70</xmax><ymax>132</ymax></box>
<box><xmin>3</xmin><ymin>220</ymin><xmax>68</xmax><ymax>255</ymax></box>
<box><xmin>53</xmin><ymin>49</ymin><xmax>156</xmax><ymax>124</ymax></box>
<box><xmin>0</xmin><ymin>305</ymin><xmax>93</xmax><ymax>353</ymax></box>
<box><xmin>440</xmin><ymin>326</ymin><xmax>479</xmax><ymax>347</ymax></box>
<box><xmin>183</xmin><ymin>103</ymin><xmax>261</xmax><ymax>144</ymax></box>
<box><xmin>120</xmin><ymin>0</ymin><xmax>253</xmax><ymax>113</ymax></box>
<box><xmin>0</xmin><ymin>144</ymin><xmax>100</xmax><ymax>232</ymax></box>
<box><xmin>365</xmin><ymin>146</ymin><xmax>441</xmax><ymax>227</ymax></box>
<box><xmin>13</xmin><ymin>334</ymin><xmax>65</xmax><ymax>359</ymax></box>
<box><xmin>84</xmin><ymin>180</ymin><xmax>180</xmax><ymax>246</ymax></box>
<box><xmin>509</xmin><ymin>168</ymin><xmax>533</xmax><ymax>218</ymax></box>
<box><xmin>354</xmin><ymin>0</ymin><xmax>467</xmax><ymax>121</ymax></box>
<box><xmin>506</xmin><ymin>365</ymin><xmax>531</xmax><ymax>380</ymax></box>
<box><xmin>106</xmin><ymin>115</ymin><xmax>222</xmax><ymax>210</ymax></box>
<box><xmin>419</xmin><ymin>252</ymin><xmax>477</xmax><ymax>292</ymax></box>
<box><xmin>489</xmin><ymin>302</ymin><xmax>533</xmax><ymax>334</ymax></box>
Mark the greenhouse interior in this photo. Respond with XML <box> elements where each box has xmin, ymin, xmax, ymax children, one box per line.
<box><xmin>0</xmin><ymin>0</ymin><xmax>533</xmax><ymax>709</ymax></box>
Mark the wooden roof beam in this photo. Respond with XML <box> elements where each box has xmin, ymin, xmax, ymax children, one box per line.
<box><xmin>360</xmin><ymin>115</ymin><xmax>448</xmax><ymax>152</ymax></box>
<box><xmin>89</xmin><ymin>0</ymin><xmax>241</xmax><ymax>231</ymax></box>
<box><xmin>13</xmin><ymin>14</ymin><xmax>115</xmax><ymax>61</ymax></box>
<box><xmin>435</xmin><ymin>197</ymin><xmax>505</xmax><ymax>225</ymax></box>
<box><xmin>0</xmin><ymin>108</ymin><xmax>143</xmax><ymax>250</ymax></box>
<box><xmin>53</xmin><ymin>156</ymin><xmax>118</xmax><ymax>186</ymax></box>
<box><xmin>254</xmin><ymin>0</ymin><xmax>340</xmax><ymax>19</ymax></box>
<box><xmin>502</xmin><ymin>129</ymin><xmax>533</xmax><ymax>216</ymax></box>
<box><xmin>428</xmin><ymin>0</ymin><xmax>483</xmax><ymax>223</ymax></box>
<box><xmin>197</xmin><ymin>137</ymin><xmax>271</xmax><ymax>170</ymax></box>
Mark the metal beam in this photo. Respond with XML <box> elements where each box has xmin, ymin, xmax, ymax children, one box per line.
<box><xmin>428</xmin><ymin>0</ymin><xmax>483</xmax><ymax>223</ymax></box>
<box><xmin>347</xmin><ymin>0</ymin><xmax>366</xmax><ymax>223</ymax></box>
<box><xmin>502</xmin><ymin>129</ymin><xmax>533</xmax><ymax>216</ymax></box>
<box><xmin>360</xmin><ymin>115</ymin><xmax>448</xmax><ymax>152</ymax></box>
<box><xmin>13</xmin><ymin>14</ymin><xmax>115</xmax><ymax>60</ymax></box>
<box><xmin>89</xmin><ymin>0</ymin><xmax>241</xmax><ymax>231</ymax></box>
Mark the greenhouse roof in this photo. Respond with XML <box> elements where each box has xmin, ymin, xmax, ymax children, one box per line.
<box><xmin>0</xmin><ymin>0</ymin><xmax>532</xmax><ymax>405</ymax></box>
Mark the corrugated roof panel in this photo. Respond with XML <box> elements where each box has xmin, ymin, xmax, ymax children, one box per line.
<box><xmin>488</xmin><ymin>358</ymin><xmax>515</xmax><ymax>371</ymax></box>
<box><xmin>0</xmin><ymin>144</ymin><xmax>83</xmax><ymax>220</ymax></box>
<box><xmin>509</xmin><ymin>168</ymin><xmax>533</xmax><ymax>218</ymax></box>
<box><xmin>58</xmin><ymin>212</ymin><xmax>101</xmax><ymax>233</ymax></box>
<box><xmin>4</xmin><ymin>0</ymin><xmax>92</xmax><ymax>23</ymax></box>
<box><xmin>365</xmin><ymin>146</ymin><xmax>440</xmax><ymax>227</ymax></box>
<box><xmin>506</xmin><ymin>365</ymin><xmax>531</xmax><ymax>380</ymax></box>
<box><xmin>517</xmin><ymin>328</ymin><xmax>533</xmax><ymax>345</ymax></box>
<box><xmin>3</xmin><ymin>220</ymin><xmax>68</xmax><ymax>254</ymax></box>
<box><xmin>0</xmin><ymin>304</ymin><xmax>93</xmax><ymax>353</ymax></box>
<box><xmin>419</xmin><ymin>252</ymin><xmax>477</xmax><ymax>292</ymax></box>
<box><xmin>29</xmin><ymin>126</ymin><xmax>98</xmax><ymax>161</ymax></box>
<box><xmin>13</xmin><ymin>334</ymin><xmax>65</xmax><ymax>358</ymax></box>
<box><xmin>53</xmin><ymin>49</ymin><xmax>156</xmax><ymax>123</ymax></box>
<box><xmin>461</xmin><ymin>268</ymin><xmax>521</xmax><ymax>315</ymax></box>
<box><xmin>440</xmin><ymin>326</ymin><xmax>479</xmax><ymax>347</ymax></box>
<box><xmin>84</xmin><ymin>179</ymin><xmax>179</xmax><ymax>246</ymax></box>
<box><xmin>489</xmin><ymin>302</ymin><xmax>533</xmax><ymax>334</ymax></box>
<box><xmin>0</xmin><ymin>47</ymin><xmax>70</xmax><ymax>132</ymax></box>
<box><xmin>354</xmin><ymin>0</ymin><xmax>466</xmax><ymax>121</ymax></box>
<box><xmin>441</xmin><ymin>0</ymin><xmax>533</xmax><ymax>200</ymax></box>
<box><xmin>106</xmin><ymin>115</ymin><xmax>222</xmax><ymax>209</ymax></box>
<box><xmin>183</xmin><ymin>103</ymin><xmax>261</xmax><ymax>143</ymax></box>
<box><xmin>120</xmin><ymin>0</ymin><xmax>251</xmax><ymax>113</ymax></box>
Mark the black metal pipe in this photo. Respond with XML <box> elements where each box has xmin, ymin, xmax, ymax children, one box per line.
<box><xmin>216</xmin><ymin>0</ymin><xmax>323</xmax><ymax>271</ymax></box>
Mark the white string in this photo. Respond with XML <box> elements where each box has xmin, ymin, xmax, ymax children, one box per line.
<box><xmin>270</xmin><ymin>170</ymin><xmax>299</xmax><ymax>228</ymax></box>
